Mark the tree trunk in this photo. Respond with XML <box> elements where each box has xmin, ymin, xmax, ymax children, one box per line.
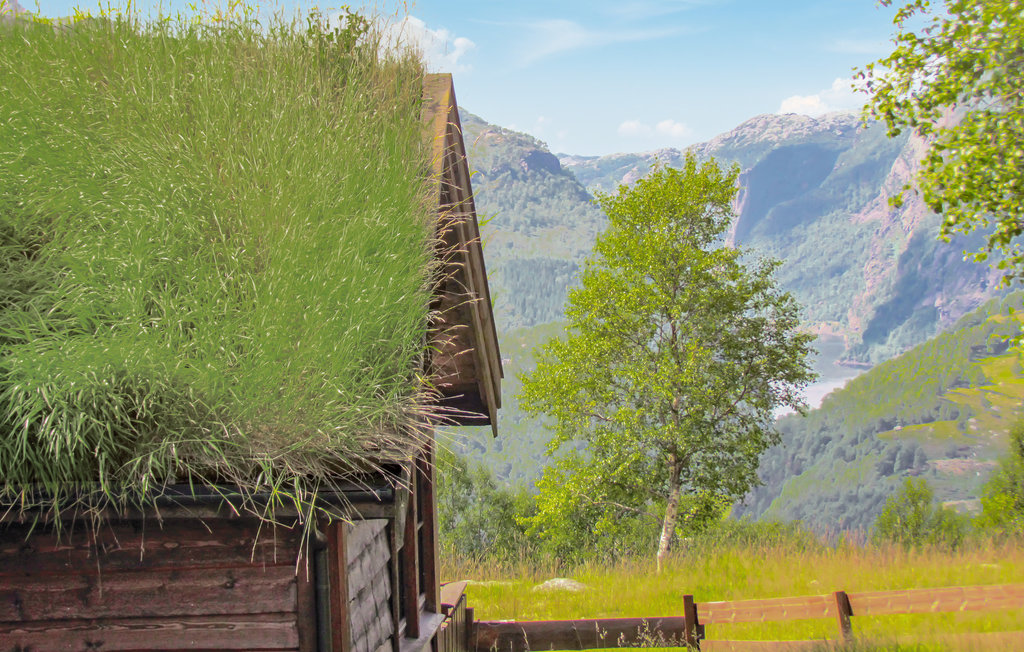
<box><xmin>656</xmin><ymin>456</ymin><xmax>683</xmax><ymax>574</ymax></box>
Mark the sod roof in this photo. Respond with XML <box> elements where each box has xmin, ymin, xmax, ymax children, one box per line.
<box><xmin>0</xmin><ymin>9</ymin><xmax>500</xmax><ymax>518</ymax></box>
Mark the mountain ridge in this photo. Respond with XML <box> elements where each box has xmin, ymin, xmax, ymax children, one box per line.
<box><xmin>557</xmin><ymin>110</ymin><xmax>1004</xmax><ymax>364</ymax></box>
<box><xmin>455</xmin><ymin>107</ymin><xmax>1009</xmax><ymax>491</ymax></box>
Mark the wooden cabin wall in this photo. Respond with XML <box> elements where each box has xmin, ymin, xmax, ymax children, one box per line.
<box><xmin>0</xmin><ymin>517</ymin><xmax>316</xmax><ymax>651</ymax></box>
<box><xmin>339</xmin><ymin>519</ymin><xmax>394</xmax><ymax>652</ymax></box>
<box><xmin>0</xmin><ymin>449</ymin><xmax>444</xmax><ymax>652</ymax></box>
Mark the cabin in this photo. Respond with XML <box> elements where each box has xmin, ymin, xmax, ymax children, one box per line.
<box><xmin>0</xmin><ymin>47</ymin><xmax>499</xmax><ymax>652</ymax></box>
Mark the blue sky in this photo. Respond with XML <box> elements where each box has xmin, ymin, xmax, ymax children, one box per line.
<box><xmin>401</xmin><ymin>1</ymin><xmax>902</xmax><ymax>155</ymax></box>
<box><xmin>18</xmin><ymin>0</ymin><xmax>903</xmax><ymax>156</ymax></box>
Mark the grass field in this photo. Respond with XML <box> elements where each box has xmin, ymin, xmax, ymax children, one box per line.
<box><xmin>444</xmin><ymin>541</ymin><xmax>1024</xmax><ymax>649</ymax></box>
<box><xmin>0</xmin><ymin>5</ymin><xmax>432</xmax><ymax>516</ymax></box>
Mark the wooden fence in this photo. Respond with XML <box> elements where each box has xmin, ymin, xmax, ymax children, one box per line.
<box><xmin>470</xmin><ymin>582</ymin><xmax>1024</xmax><ymax>651</ymax></box>
<box><xmin>439</xmin><ymin>581</ymin><xmax>475</xmax><ymax>652</ymax></box>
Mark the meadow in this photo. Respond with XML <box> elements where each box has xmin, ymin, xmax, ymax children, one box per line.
<box><xmin>0</xmin><ymin>5</ymin><xmax>434</xmax><ymax>517</ymax></box>
<box><xmin>442</xmin><ymin>539</ymin><xmax>1024</xmax><ymax>650</ymax></box>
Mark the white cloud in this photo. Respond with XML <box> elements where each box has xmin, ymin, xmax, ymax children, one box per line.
<box><xmin>519</xmin><ymin>19</ymin><xmax>679</xmax><ymax>66</ymax></box>
<box><xmin>618</xmin><ymin>120</ymin><xmax>652</xmax><ymax>137</ymax></box>
<box><xmin>618</xmin><ymin>118</ymin><xmax>691</xmax><ymax>142</ymax></box>
<box><xmin>376</xmin><ymin>15</ymin><xmax>476</xmax><ymax>73</ymax></box>
<box><xmin>656</xmin><ymin>119</ymin><xmax>691</xmax><ymax>138</ymax></box>
<box><xmin>778</xmin><ymin>77</ymin><xmax>865</xmax><ymax>117</ymax></box>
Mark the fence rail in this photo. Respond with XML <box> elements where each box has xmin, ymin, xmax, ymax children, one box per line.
<box><xmin>470</xmin><ymin>582</ymin><xmax>1024</xmax><ymax>651</ymax></box>
<box><xmin>439</xmin><ymin>581</ymin><xmax>475</xmax><ymax>652</ymax></box>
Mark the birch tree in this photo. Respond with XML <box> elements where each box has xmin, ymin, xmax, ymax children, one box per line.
<box><xmin>519</xmin><ymin>155</ymin><xmax>815</xmax><ymax>569</ymax></box>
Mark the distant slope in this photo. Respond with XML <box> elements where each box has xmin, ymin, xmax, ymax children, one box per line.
<box><xmin>444</xmin><ymin>321</ymin><xmax>566</xmax><ymax>485</ymax></box>
<box><xmin>460</xmin><ymin>111</ymin><xmax>605</xmax><ymax>330</ymax></box>
<box><xmin>1</xmin><ymin>0</ymin><xmax>26</xmax><ymax>18</ymax></box>
<box><xmin>562</xmin><ymin>112</ymin><xmax>1005</xmax><ymax>365</ymax></box>
<box><xmin>459</xmin><ymin>109</ymin><xmax>1008</xmax><ymax>489</ymax></box>
<box><xmin>737</xmin><ymin>293</ymin><xmax>1024</xmax><ymax>531</ymax></box>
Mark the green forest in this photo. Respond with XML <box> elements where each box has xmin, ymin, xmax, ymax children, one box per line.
<box><xmin>741</xmin><ymin>292</ymin><xmax>1024</xmax><ymax>531</ymax></box>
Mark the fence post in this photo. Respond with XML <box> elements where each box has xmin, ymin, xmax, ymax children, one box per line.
<box><xmin>682</xmin><ymin>594</ymin><xmax>700</xmax><ymax>649</ymax></box>
<box><xmin>465</xmin><ymin>607</ymin><xmax>475</xmax><ymax>652</ymax></box>
<box><xmin>833</xmin><ymin>590</ymin><xmax>853</xmax><ymax>641</ymax></box>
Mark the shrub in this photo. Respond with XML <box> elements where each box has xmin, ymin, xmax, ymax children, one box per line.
<box><xmin>977</xmin><ymin>419</ymin><xmax>1024</xmax><ymax>534</ymax></box>
<box><xmin>436</xmin><ymin>448</ymin><xmax>536</xmax><ymax>563</ymax></box>
<box><xmin>873</xmin><ymin>478</ymin><xmax>969</xmax><ymax>548</ymax></box>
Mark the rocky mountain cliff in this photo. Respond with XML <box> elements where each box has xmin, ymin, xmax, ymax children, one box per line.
<box><xmin>460</xmin><ymin>111</ymin><xmax>606</xmax><ymax>331</ymax></box>
<box><xmin>1</xmin><ymin>0</ymin><xmax>26</xmax><ymax>18</ymax></box>
<box><xmin>561</xmin><ymin>112</ymin><xmax>1005</xmax><ymax>364</ymax></box>
<box><xmin>456</xmin><ymin>108</ymin><xmax>1008</xmax><ymax>487</ymax></box>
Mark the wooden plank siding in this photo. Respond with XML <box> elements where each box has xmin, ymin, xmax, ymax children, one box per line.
<box><xmin>0</xmin><ymin>517</ymin><xmax>309</xmax><ymax>651</ymax></box>
<box><xmin>0</xmin><ymin>73</ymin><xmax>497</xmax><ymax>652</ymax></box>
<box><xmin>1</xmin><ymin>613</ymin><xmax>301</xmax><ymax>650</ymax></box>
<box><xmin>421</xmin><ymin>73</ymin><xmax>502</xmax><ymax>436</ymax></box>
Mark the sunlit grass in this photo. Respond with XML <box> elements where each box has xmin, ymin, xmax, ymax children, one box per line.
<box><xmin>0</xmin><ymin>4</ymin><xmax>434</xmax><ymax>519</ymax></box>
<box><xmin>445</xmin><ymin>539</ymin><xmax>1024</xmax><ymax>648</ymax></box>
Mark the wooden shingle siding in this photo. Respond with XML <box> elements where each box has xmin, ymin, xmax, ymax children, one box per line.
<box><xmin>0</xmin><ymin>517</ymin><xmax>307</xmax><ymax>651</ymax></box>
<box><xmin>345</xmin><ymin>519</ymin><xmax>393</xmax><ymax>652</ymax></box>
<box><xmin>422</xmin><ymin>73</ymin><xmax>503</xmax><ymax>434</ymax></box>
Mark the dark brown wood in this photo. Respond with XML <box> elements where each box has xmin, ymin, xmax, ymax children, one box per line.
<box><xmin>389</xmin><ymin>519</ymin><xmax>402</xmax><ymax>652</ymax></box>
<box><xmin>436</xmin><ymin>589</ymin><xmax>468</xmax><ymax>652</ymax></box>
<box><xmin>0</xmin><ymin>613</ymin><xmax>300</xmax><ymax>650</ymax></box>
<box><xmin>295</xmin><ymin>552</ymin><xmax>318</xmax><ymax>652</ymax></box>
<box><xmin>833</xmin><ymin>590</ymin><xmax>853</xmax><ymax>641</ymax></box>
<box><xmin>402</xmin><ymin>469</ymin><xmax>421</xmax><ymax>639</ymax></box>
<box><xmin>474</xmin><ymin>617</ymin><xmax>691</xmax><ymax>652</ymax></box>
<box><xmin>421</xmin><ymin>73</ymin><xmax>503</xmax><ymax>435</ymax></box>
<box><xmin>0</xmin><ymin>565</ymin><xmax>297</xmax><ymax>622</ymax></box>
<box><xmin>0</xmin><ymin>518</ymin><xmax>296</xmax><ymax>576</ymax></box>
<box><xmin>326</xmin><ymin>521</ymin><xmax>351</xmax><ymax>652</ymax></box>
<box><xmin>419</xmin><ymin>444</ymin><xmax>441</xmax><ymax>614</ymax></box>
<box><xmin>465</xmin><ymin>606</ymin><xmax>475</xmax><ymax>652</ymax></box>
<box><xmin>471</xmin><ymin>583</ymin><xmax>1024</xmax><ymax>652</ymax></box>
<box><xmin>440</xmin><ymin>581</ymin><xmax>468</xmax><ymax>611</ymax></box>
<box><xmin>682</xmin><ymin>594</ymin><xmax>699</xmax><ymax>648</ymax></box>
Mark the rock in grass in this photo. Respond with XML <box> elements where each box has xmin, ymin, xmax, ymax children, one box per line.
<box><xmin>532</xmin><ymin>578</ymin><xmax>587</xmax><ymax>593</ymax></box>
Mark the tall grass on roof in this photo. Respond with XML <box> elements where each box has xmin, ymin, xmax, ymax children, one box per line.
<box><xmin>0</xmin><ymin>4</ymin><xmax>436</xmax><ymax>523</ymax></box>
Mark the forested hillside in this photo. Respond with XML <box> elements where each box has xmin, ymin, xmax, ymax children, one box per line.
<box><xmin>455</xmin><ymin>109</ymin><xmax>1010</xmax><ymax>493</ymax></box>
<box><xmin>737</xmin><ymin>293</ymin><xmax>1024</xmax><ymax>531</ymax></box>
<box><xmin>562</xmin><ymin>113</ymin><xmax>1005</xmax><ymax>365</ymax></box>
<box><xmin>459</xmin><ymin>111</ymin><xmax>605</xmax><ymax>330</ymax></box>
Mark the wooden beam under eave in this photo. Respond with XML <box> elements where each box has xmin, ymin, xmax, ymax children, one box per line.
<box><xmin>421</xmin><ymin>73</ymin><xmax>502</xmax><ymax>437</ymax></box>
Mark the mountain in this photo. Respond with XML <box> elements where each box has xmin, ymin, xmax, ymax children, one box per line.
<box><xmin>736</xmin><ymin>293</ymin><xmax>1024</xmax><ymax>531</ymax></box>
<box><xmin>456</xmin><ymin>109</ymin><xmax>1009</xmax><ymax>490</ymax></box>
<box><xmin>1</xmin><ymin>0</ymin><xmax>26</xmax><ymax>18</ymax></box>
<box><xmin>561</xmin><ymin>112</ymin><xmax>1005</xmax><ymax>365</ymax></box>
<box><xmin>459</xmin><ymin>111</ymin><xmax>605</xmax><ymax>331</ymax></box>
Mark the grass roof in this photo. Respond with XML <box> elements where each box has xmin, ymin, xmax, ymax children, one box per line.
<box><xmin>0</xmin><ymin>6</ymin><xmax>437</xmax><ymax>520</ymax></box>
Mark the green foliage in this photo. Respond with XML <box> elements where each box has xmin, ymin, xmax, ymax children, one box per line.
<box><xmin>525</xmin><ymin>452</ymin><xmax>667</xmax><ymax>563</ymax></box>
<box><xmin>520</xmin><ymin>154</ymin><xmax>815</xmax><ymax>560</ymax></box>
<box><xmin>743</xmin><ymin>292</ymin><xmax>1024</xmax><ymax>532</ymax></box>
<box><xmin>436</xmin><ymin>448</ymin><xmax>535</xmax><ymax>562</ymax></box>
<box><xmin>978</xmin><ymin>419</ymin><xmax>1024</xmax><ymax>533</ymax></box>
<box><xmin>860</xmin><ymin>0</ymin><xmax>1024</xmax><ymax>283</ymax></box>
<box><xmin>459</xmin><ymin>111</ymin><xmax>606</xmax><ymax>331</ymax></box>
<box><xmin>873</xmin><ymin>478</ymin><xmax>969</xmax><ymax>548</ymax></box>
<box><xmin>684</xmin><ymin>516</ymin><xmax>818</xmax><ymax>552</ymax></box>
<box><xmin>0</xmin><ymin>6</ymin><xmax>432</xmax><ymax>519</ymax></box>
